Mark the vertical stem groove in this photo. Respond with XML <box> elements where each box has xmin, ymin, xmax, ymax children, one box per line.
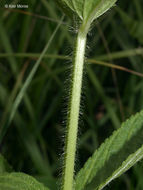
<box><xmin>63</xmin><ymin>27</ymin><xmax>87</xmax><ymax>190</ymax></box>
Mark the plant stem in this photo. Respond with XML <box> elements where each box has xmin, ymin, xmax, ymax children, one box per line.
<box><xmin>63</xmin><ymin>27</ymin><xmax>87</xmax><ymax>190</ymax></box>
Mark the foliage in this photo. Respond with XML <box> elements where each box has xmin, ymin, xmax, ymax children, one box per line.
<box><xmin>0</xmin><ymin>172</ymin><xmax>50</xmax><ymax>190</ymax></box>
<box><xmin>75</xmin><ymin>110</ymin><xmax>143</xmax><ymax>189</ymax></box>
<box><xmin>0</xmin><ymin>0</ymin><xmax>143</xmax><ymax>189</ymax></box>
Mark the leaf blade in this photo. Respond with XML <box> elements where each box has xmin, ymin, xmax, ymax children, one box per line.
<box><xmin>0</xmin><ymin>172</ymin><xmax>50</xmax><ymax>190</ymax></box>
<box><xmin>98</xmin><ymin>145</ymin><xmax>143</xmax><ymax>190</ymax></box>
<box><xmin>75</xmin><ymin>110</ymin><xmax>143</xmax><ymax>190</ymax></box>
<box><xmin>56</xmin><ymin>0</ymin><xmax>117</xmax><ymax>27</ymax></box>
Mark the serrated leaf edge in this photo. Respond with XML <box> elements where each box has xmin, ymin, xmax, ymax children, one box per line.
<box><xmin>98</xmin><ymin>145</ymin><xmax>143</xmax><ymax>190</ymax></box>
<box><xmin>75</xmin><ymin>110</ymin><xmax>143</xmax><ymax>189</ymax></box>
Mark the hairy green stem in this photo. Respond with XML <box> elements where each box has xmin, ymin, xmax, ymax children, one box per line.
<box><xmin>63</xmin><ymin>27</ymin><xmax>87</xmax><ymax>190</ymax></box>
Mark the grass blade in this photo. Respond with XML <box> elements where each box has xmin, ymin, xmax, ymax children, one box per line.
<box><xmin>0</xmin><ymin>15</ymin><xmax>64</xmax><ymax>143</ymax></box>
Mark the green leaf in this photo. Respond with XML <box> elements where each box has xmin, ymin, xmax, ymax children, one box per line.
<box><xmin>0</xmin><ymin>155</ymin><xmax>12</xmax><ymax>174</ymax></box>
<box><xmin>55</xmin><ymin>0</ymin><xmax>75</xmax><ymax>18</ymax></box>
<box><xmin>56</xmin><ymin>0</ymin><xmax>117</xmax><ymax>27</ymax></box>
<box><xmin>0</xmin><ymin>172</ymin><xmax>50</xmax><ymax>190</ymax></box>
<box><xmin>96</xmin><ymin>145</ymin><xmax>143</xmax><ymax>190</ymax></box>
<box><xmin>117</xmin><ymin>8</ymin><xmax>143</xmax><ymax>44</ymax></box>
<box><xmin>75</xmin><ymin>110</ymin><xmax>143</xmax><ymax>190</ymax></box>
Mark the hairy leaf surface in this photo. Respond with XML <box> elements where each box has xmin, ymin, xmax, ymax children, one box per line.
<box><xmin>0</xmin><ymin>172</ymin><xmax>50</xmax><ymax>190</ymax></box>
<box><xmin>75</xmin><ymin>110</ymin><xmax>143</xmax><ymax>190</ymax></box>
<box><xmin>56</xmin><ymin>0</ymin><xmax>117</xmax><ymax>26</ymax></box>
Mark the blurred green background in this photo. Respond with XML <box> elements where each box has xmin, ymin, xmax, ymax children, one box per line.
<box><xmin>0</xmin><ymin>0</ymin><xmax>143</xmax><ymax>189</ymax></box>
